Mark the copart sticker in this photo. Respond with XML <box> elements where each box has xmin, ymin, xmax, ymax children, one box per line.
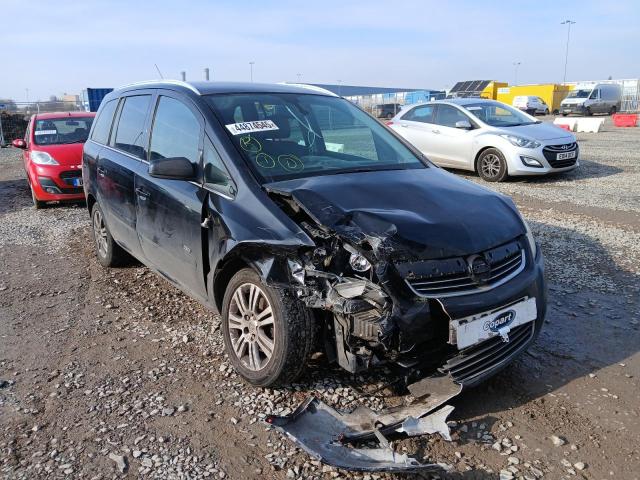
<box><xmin>226</xmin><ymin>120</ymin><xmax>279</xmax><ymax>135</ymax></box>
<box><xmin>35</xmin><ymin>130</ymin><xmax>57</xmax><ymax>135</ymax></box>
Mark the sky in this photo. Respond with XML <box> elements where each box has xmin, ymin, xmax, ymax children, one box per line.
<box><xmin>1</xmin><ymin>0</ymin><xmax>638</xmax><ymax>101</ymax></box>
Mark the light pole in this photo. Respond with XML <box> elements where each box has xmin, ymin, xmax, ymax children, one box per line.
<box><xmin>249</xmin><ymin>61</ymin><xmax>255</xmax><ymax>82</ymax></box>
<box><xmin>513</xmin><ymin>62</ymin><xmax>521</xmax><ymax>85</ymax></box>
<box><xmin>296</xmin><ymin>73</ymin><xmax>302</xmax><ymax>82</ymax></box>
<box><xmin>561</xmin><ymin>20</ymin><xmax>576</xmax><ymax>83</ymax></box>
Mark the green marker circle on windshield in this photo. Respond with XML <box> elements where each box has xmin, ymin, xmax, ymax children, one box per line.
<box><xmin>239</xmin><ymin>136</ymin><xmax>262</xmax><ymax>154</ymax></box>
<box><xmin>278</xmin><ymin>154</ymin><xmax>304</xmax><ymax>172</ymax></box>
<box><xmin>256</xmin><ymin>153</ymin><xmax>276</xmax><ymax>169</ymax></box>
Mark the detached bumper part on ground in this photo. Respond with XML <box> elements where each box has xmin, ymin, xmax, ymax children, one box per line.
<box><xmin>266</xmin><ymin>375</ymin><xmax>461</xmax><ymax>472</ymax></box>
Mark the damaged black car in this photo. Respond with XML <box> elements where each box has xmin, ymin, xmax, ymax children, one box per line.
<box><xmin>83</xmin><ymin>81</ymin><xmax>547</xmax><ymax>389</ymax></box>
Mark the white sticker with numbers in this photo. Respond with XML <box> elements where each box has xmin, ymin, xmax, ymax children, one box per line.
<box><xmin>225</xmin><ymin>120</ymin><xmax>279</xmax><ymax>135</ymax></box>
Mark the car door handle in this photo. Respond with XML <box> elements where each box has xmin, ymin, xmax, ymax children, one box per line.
<box><xmin>97</xmin><ymin>166</ymin><xmax>107</xmax><ymax>177</ymax></box>
<box><xmin>135</xmin><ymin>187</ymin><xmax>150</xmax><ymax>200</ymax></box>
<box><xmin>400</xmin><ymin>124</ymin><xmax>409</xmax><ymax>128</ymax></box>
<box><xmin>432</xmin><ymin>129</ymin><xmax>441</xmax><ymax>134</ymax></box>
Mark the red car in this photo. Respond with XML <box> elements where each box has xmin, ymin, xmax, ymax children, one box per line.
<box><xmin>12</xmin><ymin>111</ymin><xmax>95</xmax><ymax>208</ymax></box>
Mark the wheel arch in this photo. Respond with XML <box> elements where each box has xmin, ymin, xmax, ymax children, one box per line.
<box><xmin>211</xmin><ymin>246</ymin><xmax>298</xmax><ymax>313</ymax></box>
<box><xmin>86</xmin><ymin>193</ymin><xmax>97</xmax><ymax>214</ymax></box>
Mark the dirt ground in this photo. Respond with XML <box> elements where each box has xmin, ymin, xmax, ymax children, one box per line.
<box><xmin>1</xmin><ymin>118</ymin><xmax>639</xmax><ymax>480</ymax></box>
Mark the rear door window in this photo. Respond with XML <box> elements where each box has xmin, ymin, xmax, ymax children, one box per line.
<box><xmin>402</xmin><ymin>104</ymin><xmax>435</xmax><ymax>123</ymax></box>
<box><xmin>434</xmin><ymin>105</ymin><xmax>470</xmax><ymax>128</ymax></box>
<box><xmin>149</xmin><ymin>96</ymin><xmax>201</xmax><ymax>164</ymax></box>
<box><xmin>112</xmin><ymin>95</ymin><xmax>151</xmax><ymax>159</ymax></box>
<box><xmin>90</xmin><ymin>99</ymin><xmax>118</xmax><ymax>145</ymax></box>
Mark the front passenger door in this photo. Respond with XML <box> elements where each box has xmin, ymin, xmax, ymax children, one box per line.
<box><xmin>428</xmin><ymin>105</ymin><xmax>475</xmax><ymax>169</ymax></box>
<box><xmin>135</xmin><ymin>93</ymin><xmax>208</xmax><ymax>298</ymax></box>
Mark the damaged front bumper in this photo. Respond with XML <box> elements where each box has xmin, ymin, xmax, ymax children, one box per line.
<box><xmin>291</xmin><ymin>235</ymin><xmax>546</xmax><ymax>388</ymax></box>
<box><xmin>266</xmin><ymin>375</ymin><xmax>461</xmax><ymax>472</ymax></box>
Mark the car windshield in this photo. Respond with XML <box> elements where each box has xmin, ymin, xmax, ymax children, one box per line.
<box><xmin>207</xmin><ymin>93</ymin><xmax>425</xmax><ymax>183</ymax></box>
<box><xmin>462</xmin><ymin>102</ymin><xmax>539</xmax><ymax>127</ymax></box>
<box><xmin>567</xmin><ymin>89</ymin><xmax>591</xmax><ymax>99</ymax></box>
<box><xmin>33</xmin><ymin>117</ymin><xmax>94</xmax><ymax>145</ymax></box>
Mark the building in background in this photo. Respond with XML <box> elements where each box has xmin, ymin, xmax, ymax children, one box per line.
<box><xmin>309</xmin><ymin>83</ymin><xmax>445</xmax><ymax>117</ymax></box>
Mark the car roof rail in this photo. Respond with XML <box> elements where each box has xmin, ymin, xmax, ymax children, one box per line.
<box><xmin>117</xmin><ymin>80</ymin><xmax>201</xmax><ymax>95</ymax></box>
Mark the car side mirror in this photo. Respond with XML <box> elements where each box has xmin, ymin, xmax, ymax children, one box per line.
<box><xmin>455</xmin><ymin>120</ymin><xmax>472</xmax><ymax>130</ymax></box>
<box><xmin>12</xmin><ymin>139</ymin><xmax>26</xmax><ymax>149</ymax></box>
<box><xmin>148</xmin><ymin>157</ymin><xmax>196</xmax><ymax>180</ymax></box>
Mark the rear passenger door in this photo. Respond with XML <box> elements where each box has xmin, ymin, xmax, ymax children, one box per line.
<box><xmin>98</xmin><ymin>93</ymin><xmax>152</xmax><ymax>259</ymax></box>
<box><xmin>393</xmin><ymin>104</ymin><xmax>437</xmax><ymax>158</ymax></box>
<box><xmin>134</xmin><ymin>92</ymin><xmax>208</xmax><ymax>298</ymax></box>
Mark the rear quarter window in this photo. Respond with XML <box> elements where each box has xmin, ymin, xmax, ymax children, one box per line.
<box><xmin>90</xmin><ymin>99</ymin><xmax>118</xmax><ymax>145</ymax></box>
<box><xmin>112</xmin><ymin>95</ymin><xmax>152</xmax><ymax>159</ymax></box>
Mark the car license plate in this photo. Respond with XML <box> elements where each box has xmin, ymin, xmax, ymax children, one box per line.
<box><xmin>556</xmin><ymin>151</ymin><xmax>576</xmax><ymax>161</ymax></box>
<box><xmin>449</xmin><ymin>297</ymin><xmax>537</xmax><ymax>349</ymax></box>
<box><xmin>72</xmin><ymin>178</ymin><xmax>83</xmax><ymax>187</ymax></box>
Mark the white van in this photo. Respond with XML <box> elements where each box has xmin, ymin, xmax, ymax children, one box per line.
<box><xmin>560</xmin><ymin>83</ymin><xmax>622</xmax><ymax>116</ymax></box>
<box><xmin>513</xmin><ymin>96</ymin><xmax>549</xmax><ymax>115</ymax></box>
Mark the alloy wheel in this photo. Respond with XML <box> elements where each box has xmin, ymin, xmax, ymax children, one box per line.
<box><xmin>481</xmin><ymin>154</ymin><xmax>502</xmax><ymax>179</ymax></box>
<box><xmin>93</xmin><ymin>209</ymin><xmax>108</xmax><ymax>258</ymax></box>
<box><xmin>227</xmin><ymin>283</ymin><xmax>275</xmax><ymax>371</ymax></box>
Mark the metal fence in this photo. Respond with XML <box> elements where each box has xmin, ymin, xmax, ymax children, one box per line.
<box><xmin>0</xmin><ymin>101</ymin><xmax>82</xmax><ymax>146</ymax></box>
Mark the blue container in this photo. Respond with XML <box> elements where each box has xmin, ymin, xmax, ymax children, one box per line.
<box><xmin>404</xmin><ymin>90</ymin><xmax>446</xmax><ymax>105</ymax></box>
<box><xmin>85</xmin><ymin>88</ymin><xmax>114</xmax><ymax>112</ymax></box>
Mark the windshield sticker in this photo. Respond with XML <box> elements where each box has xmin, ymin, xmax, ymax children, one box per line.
<box><xmin>35</xmin><ymin>130</ymin><xmax>57</xmax><ymax>135</ymax></box>
<box><xmin>278</xmin><ymin>154</ymin><xmax>304</xmax><ymax>172</ymax></box>
<box><xmin>325</xmin><ymin>142</ymin><xmax>344</xmax><ymax>153</ymax></box>
<box><xmin>239</xmin><ymin>136</ymin><xmax>262</xmax><ymax>154</ymax></box>
<box><xmin>226</xmin><ymin>120</ymin><xmax>279</xmax><ymax>136</ymax></box>
<box><xmin>255</xmin><ymin>153</ymin><xmax>276</xmax><ymax>169</ymax></box>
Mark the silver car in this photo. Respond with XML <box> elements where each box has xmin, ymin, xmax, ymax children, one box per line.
<box><xmin>388</xmin><ymin>99</ymin><xmax>578</xmax><ymax>182</ymax></box>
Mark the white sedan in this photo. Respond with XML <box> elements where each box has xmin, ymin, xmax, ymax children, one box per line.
<box><xmin>387</xmin><ymin>99</ymin><xmax>578</xmax><ymax>182</ymax></box>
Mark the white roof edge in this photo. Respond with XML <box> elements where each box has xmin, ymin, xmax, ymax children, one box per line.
<box><xmin>117</xmin><ymin>79</ymin><xmax>201</xmax><ymax>95</ymax></box>
<box><xmin>278</xmin><ymin>82</ymin><xmax>338</xmax><ymax>96</ymax></box>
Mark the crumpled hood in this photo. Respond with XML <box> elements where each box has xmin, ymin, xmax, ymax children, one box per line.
<box><xmin>265</xmin><ymin>168</ymin><xmax>525</xmax><ymax>261</ymax></box>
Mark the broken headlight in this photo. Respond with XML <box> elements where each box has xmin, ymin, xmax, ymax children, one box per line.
<box><xmin>523</xmin><ymin>219</ymin><xmax>537</xmax><ymax>258</ymax></box>
<box><xmin>344</xmin><ymin>244</ymin><xmax>371</xmax><ymax>272</ymax></box>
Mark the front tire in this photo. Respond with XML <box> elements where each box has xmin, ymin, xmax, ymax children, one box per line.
<box><xmin>91</xmin><ymin>203</ymin><xmax>128</xmax><ymax>267</ymax></box>
<box><xmin>30</xmin><ymin>184</ymin><xmax>45</xmax><ymax>209</ymax></box>
<box><xmin>221</xmin><ymin>268</ymin><xmax>314</xmax><ymax>387</ymax></box>
<box><xmin>477</xmin><ymin>148</ymin><xmax>509</xmax><ymax>182</ymax></box>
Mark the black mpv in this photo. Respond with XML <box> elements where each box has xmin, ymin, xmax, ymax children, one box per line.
<box><xmin>83</xmin><ymin>81</ymin><xmax>547</xmax><ymax>388</ymax></box>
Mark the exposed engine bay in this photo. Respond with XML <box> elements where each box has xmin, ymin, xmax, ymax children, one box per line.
<box><xmin>254</xmin><ymin>183</ymin><xmax>541</xmax><ymax>387</ymax></box>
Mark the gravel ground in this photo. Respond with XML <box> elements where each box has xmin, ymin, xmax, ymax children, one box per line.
<box><xmin>1</xmin><ymin>120</ymin><xmax>639</xmax><ymax>480</ymax></box>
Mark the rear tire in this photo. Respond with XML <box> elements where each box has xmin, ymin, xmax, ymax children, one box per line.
<box><xmin>609</xmin><ymin>106</ymin><xmax>617</xmax><ymax>115</ymax></box>
<box><xmin>477</xmin><ymin>148</ymin><xmax>508</xmax><ymax>182</ymax></box>
<box><xmin>221</xmin><ymin>268</ymin><xmax>315</xmax><ymax>387</ymax></box>
<box><xmin>91</xmin><ymin>203</ymin><xmax>128</xmax><ymax>267</ymax></box>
